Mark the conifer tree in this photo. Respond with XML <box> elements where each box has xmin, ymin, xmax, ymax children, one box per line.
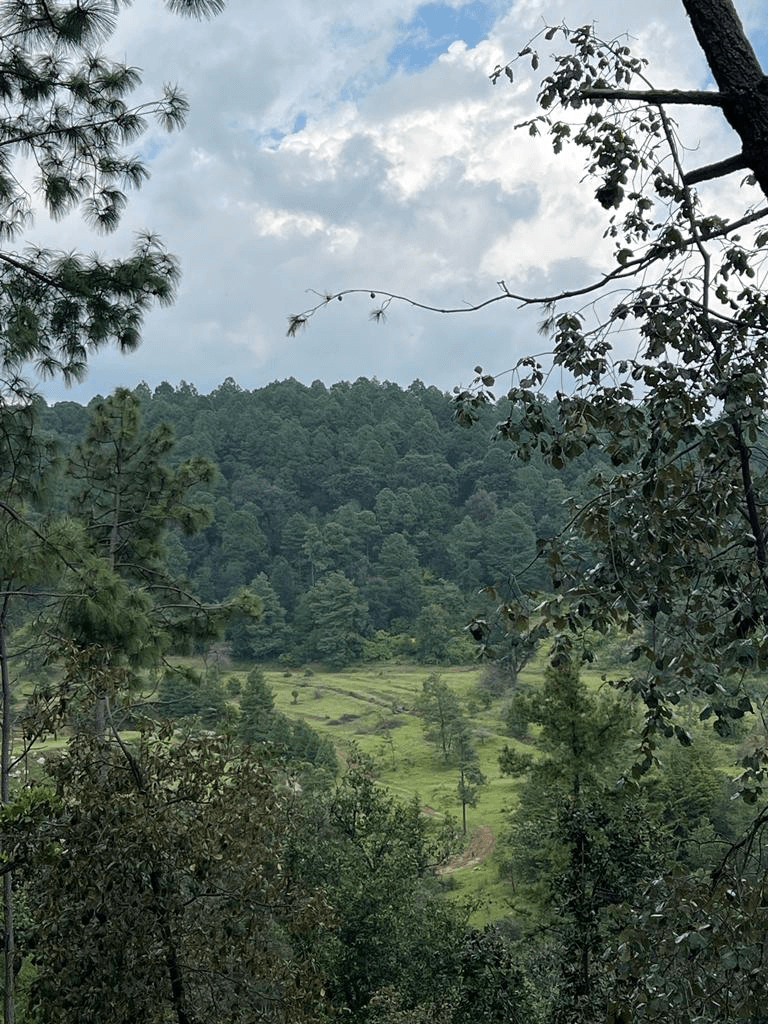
<box><xmin>0</xmin><ymin>0</ymin><xmax>223</xmax><ymax>407</ymax></box>
<box><xmin>293</xmin><ymin>571</ymin><xmax>368</xmax><ymax>667</ymax></box>
<box><xmin>0</xmin><ymin>406</ymin><xmax>59</xmax><ymax>1024</ymax></box>
<box><xmin>238</xmin><ymin>666</ymin><xmax>278</xmax><ymax>748</ymax></box>
<box><xmin>500</xmin><ymin>661</ymin><xmax>651</xmax><ymax>1022</ymax></box>
<box><xmin>454</xmin><ymin>720</ymin><xmax>486</xmax><ymax>835</ymax></box>
<box><xmin>48</xmin><ymin>388</ymin><xmax>231</xmax><ymax>738</ymax></box>
<box><xmin>416</xmin><ymin>674</ymin><xmax>464</xmax><ymax>764</ymax></box>
<box><xmin>0</xmin><ymin>5</ymin><xmax>225</xmax><ymax>1020</ymax></box>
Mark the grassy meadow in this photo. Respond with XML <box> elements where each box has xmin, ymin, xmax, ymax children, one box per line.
<box><xmin>257</xmin><ymin>661</ymin><xmax>524</xmax><ymax>923</ymax></box>
<box><xmin>230</xmin><ymin>655</ymin><xmax>755</xmax><ymax>924</ymax></box>
<box><xmin>199</xmin><ymin>657</ymin><xmax>579</xmax><ymax>924</ymax></box>
<box><xmin>20</xmin><ymin>649</ymin><xmax>757</xmax><ymax>926</ymax></box>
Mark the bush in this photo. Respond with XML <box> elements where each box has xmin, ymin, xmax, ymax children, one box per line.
<box><xmin>362</xmin><ymin>630</ymin><xmax>411</xmax><ymax>662</ymax></box>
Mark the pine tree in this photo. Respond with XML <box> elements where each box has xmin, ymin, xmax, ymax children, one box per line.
<box><xmin>237</xmin><ymin>666</ymin><xmax>277</xmax><ymax>747</ymax></box>
<box><xmin>454</xmin><ymin>720</ymin><xmax>486</xmax><ymax>835</ymax></box>
<box><xmin>0</xmin><ymin>407</ymin><xmax>59</xmax><ymax>1024</ymax></box>
<box><xmin>500</xmin><ymin>661</ymin><xmax>650</xmax><ymax>1022</ymax></box>
<box><xmin>416</xmin><ymin>674</ymin><xmax>464</xmax><ymax>764</ymax></box>
<box><xmin>50</xmin><ymin>389</ymin><xmax>225</xmax><ymax>738</ymax></box>
<box><xmin>0</xmin><ymin>6</ymin><xmax>225</xmax><ymax>1020</ymax></box>
<box><xmin>0</xmin><ymin>0</ymin><xmax>222</xmax><ymax>405</ymax></box>
<box><xmin>294</xmin><ymin>571</ymin><xmax>368</xmax><ymax>667</ymax></box>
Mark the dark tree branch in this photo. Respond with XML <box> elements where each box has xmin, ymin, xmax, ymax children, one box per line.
<box><xmin>681</xmin><ymin>0</ymin><xmax>768</xmax><ymax>199</ymax></box>
<box><xmin>683</xmin><ymin>152</ymin><xmax>750</xmax><ymax>185</ymax></box>
<box><xmin>580</xmin><ymin>87</ymin><xmax>730</xmax><ymax>106</ymax></box>
<box><xmin>288</xmin><ymin>204</ymin><xmax>768</xmax><ymax>334</ymax></box>
<box><xmin>105</xmin><ymin>696</ymin><xmax>145</xmax><ymax>794</ymax></box>
<box><xmin>711</xmin><ymin>806</ymin><xmax>768</xmax><ymax>885</ymax></box>
<box><xmin>733</xmin><ymin>419</ymin><xmax>768</xmax><ymax>595</ymax></box>
<box><xmin>0</xmin><ymin>252</ymin><xmax>62</xmax><ymax>291</ymax></box>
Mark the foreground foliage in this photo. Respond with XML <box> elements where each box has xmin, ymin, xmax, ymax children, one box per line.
<box><xmin>5</xmin><ymin>727</ymin><xmax>327</xmax><ymax>1024</ymax></box>
<box><xmin>6</xmin><ymin>1</ymin><xmax>768</xmax><ymax>1021</ymax></box>
<box><xmin>0</xmin><ymin>3</ymin><xmax>226</xmax><ymax>1020</ymax></box>
<box><xmin>287</xmin><ymin>751</ymin><xmax>465</xmax><ymax>1017</ymax></box>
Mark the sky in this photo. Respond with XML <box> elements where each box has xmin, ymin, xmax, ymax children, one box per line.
<box><xmin>27</xmin><ymin>0</ymin><xmax>768</xmax><ymax>403</ymax></box>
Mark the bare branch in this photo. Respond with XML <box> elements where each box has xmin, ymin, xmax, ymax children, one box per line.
<box><xmin>580</xmin><ymin>87</ymin><xmax>731</xmax><ymax>106</ymax></box>
<box><xmin>683</xmin><ymin>152</ymin><xmax>750</xmax><ymax>185</ymax></box>
<box><xmin>291</xmin><ymin>203</ymin><xmax>768</xmax><ymax>331</ymax></box>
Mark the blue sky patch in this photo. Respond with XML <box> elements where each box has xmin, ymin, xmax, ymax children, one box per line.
<box><xmin>250</xmin><ymin>111</ymin><xmax>308</xmax><ymax>150</ymax></box>
<box><xmin>387</xmin><ymin>2</ymin><xmax>499</xmax><ymax>74</ymax></box>
<box><xmin>753</xmin><ymin>28</ymin><xmax>768</xmax><ymax>71</ymax></box>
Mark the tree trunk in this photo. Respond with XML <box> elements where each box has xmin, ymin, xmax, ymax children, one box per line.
<box><xmin>460</xmin><ymin>766</ymin><xmax>467</xmax><ymax>835</ymax></box>
<box><xmin>149</xmin><ymin>868</ymin><xmax>193</xmax><ymax>1024</ymax></box>
<box><xmin>0</xmin><ymin>611</ymin><xmax>15</xmax><ymax>1024</ymax></box>
<box><xmin>681</xmin><ymin>0</ymin><xmax>768</xmax><ymax>198</ymax></box>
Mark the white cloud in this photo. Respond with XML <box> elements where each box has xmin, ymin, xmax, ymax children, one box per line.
<box><xmin>27</xmin><ymin>0</ymin><xmax>768</xmax><ymax>403</ymax></box>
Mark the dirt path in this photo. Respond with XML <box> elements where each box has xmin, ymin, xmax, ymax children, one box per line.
<box><xmin>435</xmin><ymin>822</ymin><xmax>496</xmax><ymax>874</ymax></box>
<box><xmin>319</xmin><ymin>684</ymin><xmax>400</xmax><ymax>716</ymax></box>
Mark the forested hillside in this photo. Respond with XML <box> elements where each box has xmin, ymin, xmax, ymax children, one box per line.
<box><xmin>4</xmin><ymin>1</ymin><xmax>768</xmax><ymax>1022</ymax></box>
<box><xmin>40</xmin><ymin>377</ymin><xmax>603</xmax><ymax>667</ymax></box>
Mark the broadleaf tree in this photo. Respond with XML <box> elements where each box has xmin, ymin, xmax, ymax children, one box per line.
<box><xmin>6</xmin><ymin>726</ymin><xmax>328</xmax><ymax>1024</ymax></box>
<box><xmin>286</xmin><ymin>750</ymin><xmax>464</xmax><ymax>1018</ymax></box>
<box><xmin>292</xmin><ymin>1</ymin><xmax>768</xmax><ymax>1015</ymax></box>
<box><xmin>291</xmin><ymin>0</ymin><xmax>768</xmax><ymax>766</ymax></box>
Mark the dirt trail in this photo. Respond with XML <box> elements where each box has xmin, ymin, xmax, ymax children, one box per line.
<box><xmin>433</xmin><ymin>822</ymin><xmax>496</xmax><ymax>874</ymax></box>
<box><xmin>320</xmin><ymin>684</ymin><xmax>398</xmax><ymax>711</ymax></box>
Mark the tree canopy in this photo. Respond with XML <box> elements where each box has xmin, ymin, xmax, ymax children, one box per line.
<box><xmin>0</xmin><ymin>0</ymin><xmax>223</xmax><ymax>403</ymax></box>
<box><xmin>291</xmin><ymin>0</ymin><xmax>768</xmax><ymax>775</ymax></box>
<box><xmin>288</xmin><ymin>3</ymin><xmax>768</xmax><ymax>1017</ymax></box>
<box><xmin>39</xmin><ymin>377</ymin><xmax>588</xmax><ymax>668</ymax></box>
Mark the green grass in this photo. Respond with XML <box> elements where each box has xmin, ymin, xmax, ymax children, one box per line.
<box><xmin>238</xmin><ymin>653</ymin><xmax>759</xmax><ymax>921</ymax></box>
<box><xmin>253</xmin><ymin>662</ymin><xmax>523</xmax><ymax>921</ymax></box>
<box><xmin>203</xmin><ymin>659</ymin><xmax>525</xmax><ymax>919</ymax></box>
<box><xmin>190</xmin><ymin>654</ymin><xmax>673</xmax><ymax>922</ymax></box>
<box><xmin>20</xmin><ymin>649</ymin><xmax>761</xmax><ymax>925</ymax></box>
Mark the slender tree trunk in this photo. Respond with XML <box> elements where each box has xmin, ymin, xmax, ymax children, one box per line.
<box><xmin>0</xmin><ymin>607</ymin><xmax>16</xmax><ymax>1024</ymax></box>
<box><xmin>460</xmin><ymin>766</ymin><xmax>467</xmax><ymax>835</ymax></box>
<box><xmin>2</xmin><ymin>874</ymin><xmax>13</xmax><ymax>1024</ymax></box>
<box><xmin>576</xmin><ymin>828</ymin><xmax>590</xmax><ymax>1003</ymax></box>
<box><xmin>149</xmin><ymin>867</ymin><xmax>193</xmax><ymax>1024</ymax></box>
<box><xmin>732</xmin><ymin>419</ymin><xmax>768</xmax><ymax>595</ymax></box>
<box><xmin>93</xmin><ymin>449</ymin><xmax>123</xmax><ymax>747</ymax></box>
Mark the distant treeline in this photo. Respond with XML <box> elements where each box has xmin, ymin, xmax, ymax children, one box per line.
<box><xmin>42</xmin><ymin>377</ymin><xmax>608</xmax><ymax>666</ymax></box>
